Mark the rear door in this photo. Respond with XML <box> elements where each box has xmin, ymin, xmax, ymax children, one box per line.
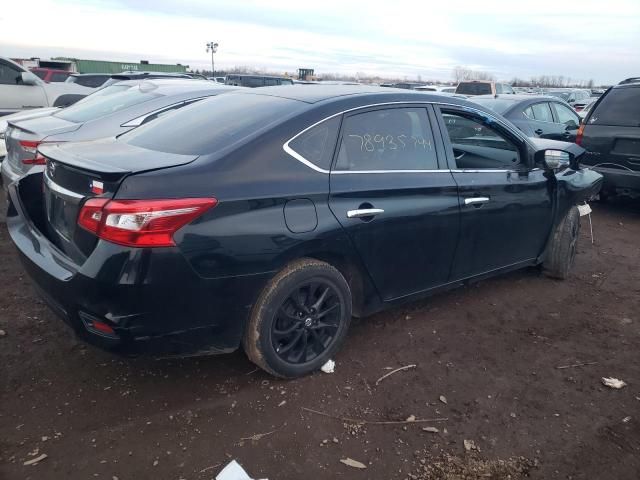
<box><xmin>434</xmin><ymin>105</ymin><xmax>553</xmax><ymax>279</ymax></box>
<box><xmin>525</xmin><ymin>102</ymin><xmax>567</xmax><ymax>139</ymax></box>
<box><xmin>328</xmin><ymin>105</ymin><xmax>460</xmax><ymax>301</ymax></box>
<box><xmin>581</xmin><ymin>85</ymin><xmax>640</xmax><ymax>173</ymax></box>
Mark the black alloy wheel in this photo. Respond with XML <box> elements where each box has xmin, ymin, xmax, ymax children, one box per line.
<box><xmin>243</xmin><ymin>258</ymin><xmax>352</xmax><ymax>378</ymax></box>
<box><xmin>271</xmin><ymin>281</ymin><xmax>342</xmax><ymax>364</ymax></box>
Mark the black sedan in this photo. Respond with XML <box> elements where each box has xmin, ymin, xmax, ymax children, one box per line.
<box><xmin>7</xmin><ymin>86</ymin><xmax>602</xmax><ymax>378</ymax></box>
<box><xmin>471</xmin><ymin>94</ymin><xmax>582</xmax><ymax>142</ymax></box>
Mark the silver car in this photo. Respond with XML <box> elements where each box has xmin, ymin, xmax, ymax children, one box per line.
<box><xmin>2</xmin><ymin>79</ymin><xmax>238</xmax><ymax>188</ymax></box>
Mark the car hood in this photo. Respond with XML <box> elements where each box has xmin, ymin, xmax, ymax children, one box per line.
<box><xmin>528</xmin><ymin>137</ymin><xmax>585</xmax><ymax>157</ymax></box>
<box><xmin>8</xmin><ymin>114</ymin><xmax>81</xmax><ymax>137</ymax></box>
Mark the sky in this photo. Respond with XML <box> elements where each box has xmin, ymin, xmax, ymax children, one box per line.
<box><xmin>1</xmin><ymin>0</ymin><xmax>639</xmax><ymax>84</ymax></box>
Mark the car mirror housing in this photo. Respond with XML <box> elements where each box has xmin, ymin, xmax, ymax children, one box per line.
<box><xmin>20</xmin><ymin>71</ymin><xmax>40</xmax><ymax>86</ymax></box>
<box><xmin>538</xmin><ymin>149</ymin><xmax>572</xmax><ymax>171</ymax></box>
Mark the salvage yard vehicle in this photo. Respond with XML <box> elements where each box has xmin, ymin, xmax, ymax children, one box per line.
<box><xmin>579</xmin><ymin>77</ymin><xmax>640</xmax><ymax>199</ymax></box>
<box><xmin>225</xmin><ymin>74</ymin><xmax>294</xmax><ymax>87</ymax></box>
<box><xmin>1</xmin><ymin>79</ymin><xmax>238</xmax><ymax>188</ymax></box>
<box><xmin>455</xmin><ymin>80</ymin><xmax>515</xmax><ymax>96</ymax></box>
<box><xmin>6</xmin><ymin>86</ymin><xmax>602</xmax><ymax>378</ymax></box>
<box><xmin>0</xmin><ymin>57</ymin><xmax>94</xmax><ymax>116</ymax></box>
<box><xmin>471</xmin><ymin>94</ymin><xmax>581</xmax><ymax>142</ymax></box>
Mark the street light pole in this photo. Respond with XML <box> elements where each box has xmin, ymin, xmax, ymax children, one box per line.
<box><xmin>206</xmin><ymin>41</ymin><xmax>219</xmax><ymax>77</ymax></box>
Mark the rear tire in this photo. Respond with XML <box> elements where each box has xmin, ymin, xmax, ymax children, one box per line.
<box><xmin>543</xmin><ymin>207</ymin><xmax>581</xmax><ymax>280</ymax></box>
<box><xmin>243</xmin><ymin>258</ymin><xmax>352</xmax><ymax>378</ymax></box>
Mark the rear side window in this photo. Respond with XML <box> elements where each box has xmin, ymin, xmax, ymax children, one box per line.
<box><xmin>288</xmin><ymin>116</ymin><xmax>341</xmax><ymax>170</ymax></box>
<box><xmin>335</xmin><ymin>108</ymin><xmax>437</xmax><ymax>171</ymax></box>
<box><xmin>590</xmin><ymin>87</ymin><xmax>640</xmax><ymax>127</ymax></box>
<box><xmin>31</xmin><ymin>69</ymin><xmax>47</xmax><ymax>80</ymax></box>
<box><xmin>455</xmin><ymin>82</ymin><xmax>492</xmax><ymax>95</ymax></box>
<box><xmin>531</xmin><ymin>103</ymin><xmax>554</xmax><ymax>122</ymax></box>
<box><xmin>125</xmin><ymin>93</ymin><xmax>306</xmax><ymax>155</ymax></box>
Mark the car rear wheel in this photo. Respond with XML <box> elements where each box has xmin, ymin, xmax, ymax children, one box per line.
<box><xmin>243</xmin><ymin>258</ymin><xmax>352</xmax><ymax>378</ymax></box>
<box><xmin>543</xmin><ymin>206</ymin><xmax>580</xmax><ymax>280</ymax></box>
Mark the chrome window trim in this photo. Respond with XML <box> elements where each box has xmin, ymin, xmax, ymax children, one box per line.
<box><xmin>282</xmin><ymin>100</ymin><xmax>532</xmax><ymax>174</ymax></box>
<box><xmin>43</xmin><ymin>171</ymin><xmax>84</xmax><ymax>200</ymax></box>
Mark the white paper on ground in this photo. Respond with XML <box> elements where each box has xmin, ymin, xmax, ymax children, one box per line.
<box><xmin>216</xmin><ymin>460</ymin><xmax>252</xmax><ymax>480</ymax></box>
<box><xmin>320</xmin><ymin>359</ymin><xmax>335</xmax><ymax>373</ymax></box>
<box><xmin>578</xmin><ymin>203</ymin><xmax>592</xmax><ymax>216</ymax></box>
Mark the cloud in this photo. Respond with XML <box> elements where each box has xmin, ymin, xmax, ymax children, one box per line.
<box><xmin>1</xmin><ymin>0</ymin><xmax>638</xmax><ymax>84</ymax></box>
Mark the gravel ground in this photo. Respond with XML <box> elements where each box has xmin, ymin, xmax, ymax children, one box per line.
<box><xmin>1</xmin><ymin>197</ymin><xmax>639</xmax><ymax>480</ymax></box>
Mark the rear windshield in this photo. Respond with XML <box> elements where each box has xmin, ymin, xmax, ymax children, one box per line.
<box><xmin>546</xmin><ymin>91</ymin><xmax>570</xmax><ymax>101</ymax></box>
<box><xmin>124</xmin><ymin>93</ymin><xmax>306</xmax><ymax>155</ymax></box>
<box><xmin>470</xmin><ymin>98</ymin><xmax>515</xmax><ymax>114</ymax></box>
<box><xmin>590</xmin><ymin>87</ymin><xmax>640</xmax><ymax>127</ymax></box>
<box><xmin>55</xmin><ymin>84</ymin><xmax>159</xmax><ymax>123</ymax></box>
<box><xmin>455</xmin><ymin>83</ymin><xmax>492</xmax><ymax>95</ymax></box>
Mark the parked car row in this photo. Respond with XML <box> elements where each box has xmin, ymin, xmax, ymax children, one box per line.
<box><xmin>2</xmin><ymin>79</ymin><xmax>238</xmax><ymax>186</ymax></box>
<box><xmin>0</xmin><ymin>57</ymin><xmax>94</xmax><ymax>116</ymax></box>
<box><xmin>3</xmin><ymin>82</ymin><xmax>602</xmax><ymax>378</ymax></box>
<box><xmin>578</xmin><ymin>77</ymin><xmax>640</xmax><ymax>199</ymax></box>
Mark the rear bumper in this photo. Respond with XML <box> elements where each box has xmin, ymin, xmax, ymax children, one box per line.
<box><xmin>593</xmin><ymin>166</ymin><xmax>640</xmax><ymax>195</ymax></box>
<box><xmin>6</xmin><ymin>180</ymin><xmax>272</xmax><ymax>356</ymax></box>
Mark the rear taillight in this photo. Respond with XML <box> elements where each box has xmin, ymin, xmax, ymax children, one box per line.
<box><xmin>78</xmin><ymin>198</ymin><xmax>217</xmax><ymax>247</ymax></box>
<box><xmin>19</xmin><ymin>140</ymin><xmax>46</xmax><ymax>165</ymax></box>
<box><xmin>576</xmin><ymin>124</ymin><xmax>585</xmax><ymax>145</ymax></box>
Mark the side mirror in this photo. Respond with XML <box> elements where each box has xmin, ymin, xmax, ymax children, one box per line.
<box><xmin>565</xmin><ymin>120</ymin><xmax>579</xmax><ymax>130</ymax></box>
<box><xmin>20</xmin><ymin>71</ymin><xmax>40</xmax><ymax>86</ymax></box>
<box><xmin>538</xmin><ymin>149</ymin><xmax>571</xmax><ymax>170</ymax></box>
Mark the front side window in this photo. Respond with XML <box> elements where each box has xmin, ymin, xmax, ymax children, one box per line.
<box><xmin>335</xmin><ymin>108</ymin><xmax>438</xmax><ymax>171</ymax></box>
<box><xmin>552</xmin><ymin>103</ymin><xmax>580</xmax><ymax>127</ymax></box>
<box><xmin>531</xmin><ymin>102</ymin><xmax>554</xmax><ymax>122</ymax></box>
<box><xmin>441</xmin><ymin>111</ymin><xmax>520</xmax><ymax>170</ymax></box>
<box><xmin>0</xmin><ymin>62</ymin><xmax>23</xmax><ymax>85</ymax></box>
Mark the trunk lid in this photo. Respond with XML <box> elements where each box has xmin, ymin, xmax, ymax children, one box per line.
<box><xmin>6</xmin><ymin>115</ymin><xmax>80</xmax><ymax>176</ymax></box>
<box><xmin>34</xmin><ymin>139</ymin><xmax>198</xmax><ymax>262</ymax></box>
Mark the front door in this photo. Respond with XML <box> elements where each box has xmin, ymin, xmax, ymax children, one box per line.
<box><xmin>328</xmin><ymin>105</ymin><xmax>460</xmax><ymax>301</ymax></box>
<box><xmin>435</xmin><ymin>106</ymin><xmax>554</xmax><ymax>280</ymax></box>
<box><xmin>0</xmin><ymin>60</ymin><xmax>47</xmax><ymax>115</ymax></box>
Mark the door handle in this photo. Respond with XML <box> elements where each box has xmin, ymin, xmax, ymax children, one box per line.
<box><xmin>347</xmin><ymin>208</ymin><xmax>384</xmax><ymax>219</ymax></box>
<box><xmin>534</xmin><ymin>128</ymin><xmax>543</xmax><ymax>135</ymax></box>
<box><xmin>464</xmin><ymin>197</ymin><xmax>490</xmax><ymax>206</ymax></box>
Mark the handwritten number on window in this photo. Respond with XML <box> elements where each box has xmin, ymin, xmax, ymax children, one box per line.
<box><xmin>348</xmin><ymin>133</ymin><xmax>431</xmax><ymax>152</ymax></box>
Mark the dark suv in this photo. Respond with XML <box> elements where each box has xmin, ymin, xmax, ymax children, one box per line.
<box><xmin>579</xmin><ymin>78</ymin><xmax>640</xmax><ymax>198</ymax></box>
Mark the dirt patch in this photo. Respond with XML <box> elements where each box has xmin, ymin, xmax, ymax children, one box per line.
<box><xmin>1</xmin><ymin>197</ymin><xmax>640</xmax><ymax>480</ymax></box>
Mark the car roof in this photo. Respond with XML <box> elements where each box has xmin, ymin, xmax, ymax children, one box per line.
<box><xmin>225</xmin><ymin>84</ymin><xmax>469</xmax><ymax>105</ymax></box>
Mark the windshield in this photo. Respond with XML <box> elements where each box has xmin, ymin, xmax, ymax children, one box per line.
<box><xmin>470</xmin><ymin>98</ymin><xmax>516</xmax><ymax>114</ymax></box>
<box><xmin>125</xmin><ymin>93</ymin><xmax>306</xmax><ymax>155</ymax></box>
<box><xmin>54</xmin><ymin>84</ymin><xmax>160</xmax><ymax>123</ymax></box>
<box><xmin>546</xmin><ymin>91</ymin><xmax>570</xmax><ymax>101</ymax></box>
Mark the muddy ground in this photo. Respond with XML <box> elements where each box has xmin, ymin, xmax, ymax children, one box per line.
<box><xmin>1</xmin><ymin>197</ymin><xmax>639</xmax><ymax>480</ymax></box>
